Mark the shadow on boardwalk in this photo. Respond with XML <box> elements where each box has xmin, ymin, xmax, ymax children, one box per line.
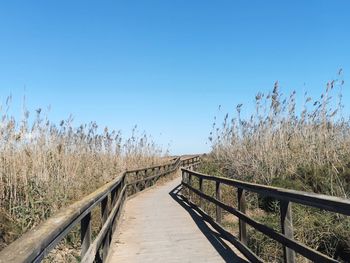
<box><xmin>169</xmin><ymin>184</ymin><xmax>248</xmax><ymax>263</ymax></box>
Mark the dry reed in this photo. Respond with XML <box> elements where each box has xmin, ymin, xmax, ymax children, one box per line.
<box><xmin>209</xmin><ymin>71</ymin><xmax>349</xmax><ymax>197</ymax></box>
<box><xmin>0</xmin><ymin>100</ymin><xmax>166</xmax><ymax>249</ymax></box>
<box><xmin>205</xmin><ymin>71</ymin><xmax>350</xmax><ymax>261</ymax></box>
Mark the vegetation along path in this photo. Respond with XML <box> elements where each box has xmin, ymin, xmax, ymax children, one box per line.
<box><xmin>107</xmin><ymin>176</ymin><xmax>247</xmax><ymax>263</ymax></box>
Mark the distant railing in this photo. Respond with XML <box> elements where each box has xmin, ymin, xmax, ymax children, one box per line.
<box><xmin>181</xmin><ymin>156</ymin><xmax>201</xmax><ymax>169</ymax></box>
<box><xmin>0</xmin><ymin>156</ymin><xmax>200</xmax><ymax>263</ymax></box>
<box><xmin>181</xmin><ymin>168</ymin><xmax>350</xmax><ymax>263</ymax></box>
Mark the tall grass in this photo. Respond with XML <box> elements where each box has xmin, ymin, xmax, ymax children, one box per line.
<box><xmin>0</xmin><ymin>98</ymin><xmax>166</xmax><ymax>249</ymax></box>
<box><xmin>206</xmin><ymin>72</ymin><xmax>350</xmax><ymax>261</ymax></box>
<box><xmin>210</xmin><ymin>72</ymin><xmax>349</xmax><ymax>197</ymax></box>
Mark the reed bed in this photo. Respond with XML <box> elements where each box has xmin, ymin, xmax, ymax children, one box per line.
<box><xmin>205</xmin><ymin>72</ymin><xmax>350</xmax><ymax>261</ymax></box>
<box><xmin>0</xmin><ymin>101</ymin><xmax>166</xmax><ymax>249</ymax></box>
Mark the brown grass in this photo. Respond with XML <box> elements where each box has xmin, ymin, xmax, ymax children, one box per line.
<box><xmin>0</xmin><ymin>100</ymin><xmax>166</xmax><ymax>249</ymax></box>
<box><xmin>209</xmin><ymin>72</ymin><xmax>349</xmax><ymax>197</ymax></box>
<box><xmin>205</xmin><ymin>71</ymin><xmax>350</xmax><ymax>261</ymax></box>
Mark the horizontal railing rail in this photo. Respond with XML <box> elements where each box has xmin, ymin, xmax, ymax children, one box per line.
<box><xmin>181</xmin><ymin>168</ymin><xmax>350</xmax><ymax>263</ymax></box>
<box><xmin>0</xmin><ymin>172</ymin><xmax>127</xmax><ymax>263</ymax></box>
<box><xmin>0</xmin><ymin>155</ymin><xmax>200</xmax><ymax>263</ymax></box>
<box><xmin>180</xmin><ymin>155</ymin><xmax>201</xmax><ymax>168</ymax></box>
<box><xmin>126</xmin><ymin>156</ymin><xmax>200</xmax><ymax>195</ymax></box>
<box><xmin>126</xmin><ymin>158</ymin><xmax>181</xmax><ymax>195</ymax></box>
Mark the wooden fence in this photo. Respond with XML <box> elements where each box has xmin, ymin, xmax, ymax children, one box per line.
<box><xmin>181</xmin><ymin>168</ymin><xmax>350</xmax><ymax>263</ymax></box>
<box><xmin>0</xmin><ymin>156</ymin><xmax>200</xmax><ymax>263</ymax></box>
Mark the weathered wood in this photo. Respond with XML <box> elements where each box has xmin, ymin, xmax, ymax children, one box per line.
<box><xmin>238</xmin><ymin>188</ymin><xmax>247</xmax><ymax>245</ymax></box>
<box><xmin>280</xmin><ymin>201</ymin><xmax>295</xmax><ymax>263</ymax></box>
<box><xmin>127</xmin><ymin>169</ymin><xmax>175</xmax><ymax>188</ymax></box>
<box><xmin>81</xmin><ymin>186</ymin><xmax>127</xmax><ymax>263</ymax></box>
<box><xmin>81</xmin><ymin>186</ymin><xmax>126</xmax><ymax>263</ymax></box>
<box><xmin>135</xmin><ymin>171</ymin><xmax>140</xmax><ymax>192</ymax></box>
<box><xmin>111</xmin><ymin>186</ymin><xmax>117</xmax><ymax>207</ymax></box>
<box><xmin>215</xmin><ymin>181</ymin><xmax>222</xmax><ymax>224</ymax></box>
<box><xmin>81</xmin><ymin>212</ymin><xmax>92</xmax><ymax>258</ymax></box>
<box><xmin>112</xmin><ymin>184</ymin><xmax>126</xmax><ymax>236</ymax></box>
<box><xmin>144</xmin><ymin>169</ymin><xmax>149</xmax><ymax>188</ymax></box>
<box><xmin>180</xmin><ymin>156</ymin><xmax>200</xmax><ymax>170</ymax></box>
<box><xmin>0</xmin><ymin>156</ymin><xmax>200</xmax><ymax>263</ymax></box>
<box><xmin>199</xmin><ymin>177</ymin><xmax>203</xmax><ymax>208</ymax></box>
<box><xmin>180</xmin><ymin>190</ymin><xmax>263</xmax><ymax>263</ymax></box>
<box><xmin>107</xmin><ymin>177</ymin><xmax>246</xmax><ymax>263</ymax></box>
<box><xmin>0</xmin><ymin>172</ymin><xmax>125</xmax><ymax>263</ymax></box>
<box><xmin>125</xmin><ymin>158</ymin><xmax>179</xmax><ymax>173</ymax></box>
<box><xmin>182</xmin><ymin>182</ymin><xmax>338</xmax><ymax>263</ymax></box>
<box><xmin>182</xmin><ymin>168</ymin><xmax>350</xmax><ymax>216</ymax></box>
<box><xmin>188</xmin><ymin>172</ymin><xmax>192</xmax><ymax>202</ymax></box>
<box><xmin>101</xmin><ymin>196</ymin><xmax>109</xmax><ymax>262</ymax></box>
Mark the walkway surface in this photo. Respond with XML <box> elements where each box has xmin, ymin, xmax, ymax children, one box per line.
<box><xmin>107</xmin><ymin>176</ymin><xmax>247</xmax><ymax>263</ymax></box>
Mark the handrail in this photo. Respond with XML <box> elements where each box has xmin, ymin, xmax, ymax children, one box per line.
<box><xmin>182</xmin><ymin>169</ymin><xmax>350</xmax><ymax>216</ymax></box>
<box><xmin>125</xmin><ymin>158</ymin><xmax>177</xmax><ymax>173</ymax></box>
<box><xmin>126</xmin><ymin>156</ymin><xmax>200</xmax><ymax>194</ymax></box>
<box><xmin>0</xmin><ymin>155</ymin><xmax>200</xmax><ymax>263</ymax></box>
<box><xmin>126</xmin><ymin>158</ymin><xmax>181</xmax><ymax>194</ymax></box>
<box><xmin>0</xmin><ymin>172</ymin><xmax>126</xmax><ymax>263</ymax></box>
<box><xmin>181</xmin><ymin>168</ymin><xmax>349</xmax><ymax>263</ymax></box>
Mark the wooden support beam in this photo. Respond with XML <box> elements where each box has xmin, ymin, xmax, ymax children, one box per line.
<box><xmin>101</xmin><ymin>196</ymin><xmax>109</xmax><ymax>262</ymax></box>
<box><xmin>188</xmin><ymin>172</ymin><xmax>192</xmax><ymax>202</ymax></box>
<box><xmin>199</xmin><ymin>177</ymin><xmax>203</xmax><ymax>208</ymax></box>
<box><xmin>216</xmin><ymin>181</ymin><xmax>222</xmax><ymax>224</ymax></box>
<box><xmin>238</xmin><ymin>188</ymin><xmax>247</xmax><ymax>245</ymax></box>
<box><xmin>81</xmin><ymin>212</ymin><xmax>92</xmax><ymax>258</ymax></box>
<box><xmin>280</xmin><ymin>201</ymin><xmax>295</xmax><ymax>263</ymax></box>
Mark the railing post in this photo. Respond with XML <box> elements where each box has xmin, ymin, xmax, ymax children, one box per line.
<box><xmin>181</xmin><ymin>170</ymin><xmax>186</xmax><ymax>193</ymax></box>
<box><xmin>199</xmin><ymin>177</ymin><xmax>203</xmax><ymax>208</ymax></box>
<box><xmin>123</xmin><ymin>174</ymin><xmax>128</xmax><ymax>199</ymax></box>
<box><xmin>81</xmin><ymin>212</ymin><xmax>91</xmax><ymax>258</ymax></box>
<box><xmin>101</xmin><ymin>196</ymin><xmax>109</xmax><ymax>261</ymax></box>
<box><xmin>136</xmin><ymin>171</ymin><xmax>140</xmax><ymax>193</ymax></box>
<box><xmin>216</xmin><ymin>181</ymin><xmax>222</xmax><ymax>224</ymax></box>
<box><xmin>144</xmin><ymin>169</ymin><xmax>148</xmax><ymax>189</ymax></box>
<box><xmin>280</xmin><ymin>201</ymin><xmax>295</xmax><ymax>263</ymax></box>
<box><xmin>111</xmin><ymin>186</ymin><xmax>117</xmax><ymax>206</ymax></box>
<box><xmin>112</xmin><ymin>184</ymin><xmax>123</xmax><ymax>234</ymax></box>
<box><xmin>188</xmin><ymin>172</ymin><xmax>192</xmax><ymax>202</ymax></box>
<box><xmin>238</xmin><ymin>188</ymin><xmax>247</xmax><ymax>245</ymax></box>
<box><xmin>110</xmin><ymin>185</ymin><xmax>118</xmax><ymax>235</ymax></box>
<box><xmin>152</xmin><ymin>167</ymin><xmax>156</xmax><ymax>186</ymax></box>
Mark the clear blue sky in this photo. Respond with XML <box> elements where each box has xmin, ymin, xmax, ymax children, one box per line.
<box><xmin>0</xmin><ymin>0</ymin><xmax>349</xmax><ymax>154</ymax></box>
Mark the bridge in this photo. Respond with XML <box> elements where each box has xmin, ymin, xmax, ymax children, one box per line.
<box><xmin>0</xmin><ymin>156</ymin><xmax>349</xmax><ymax>263</ymax></box>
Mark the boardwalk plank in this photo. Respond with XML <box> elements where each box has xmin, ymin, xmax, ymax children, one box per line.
<box><xmin>107</xmin><ymin>177</ymin><xmax>247</xmax><ymax>263</ymax></box>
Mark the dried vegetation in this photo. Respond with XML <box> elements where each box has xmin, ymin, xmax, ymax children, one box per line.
<box><xmin>0</xmin><ymin>100</ymin><xmax>166</xmax><ymax>250</ymax></box>
<box><xmin>203</xmin><ymin>71</ymin><xmax>350</xmax><ymax>261</ymax></box>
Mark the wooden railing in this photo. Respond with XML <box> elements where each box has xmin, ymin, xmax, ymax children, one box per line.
<box><xmin>181</xmin><ymin>168</ymin><xmax>350</xmax><ymax>263</ymax></box>
<box><xmin>126</xmin><ymin>156</ymin><xmax>200</xmax><ymax>196</ymax></box>
<box><xmin>0</xmin><ymin>156</ymin><xmax>200</xmax><ymax>263</ymax></box>
<box><xmin>181</xmin><ymin>156</ymin><xmax>201</xmax><ymax>169</ymax></box>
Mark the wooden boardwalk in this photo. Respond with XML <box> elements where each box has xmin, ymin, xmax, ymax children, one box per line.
<box><xmin>107</xmin><ymin>176</ymin><xmax>247</xmax><ymax>263</ymax></box>
<box><xmin>2</xmin><ymin>155</ymin><xmax>349</xmax><ymax>262</ymax></box>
